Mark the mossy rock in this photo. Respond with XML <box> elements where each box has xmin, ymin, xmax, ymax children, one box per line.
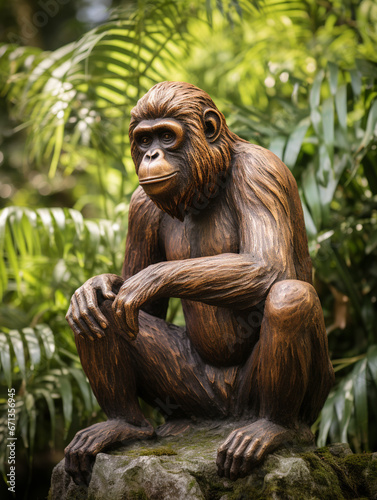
<box><xmin>49</xmin><ymin>421</ymin><xmax>377</xmax><ymax>500</ymax></box>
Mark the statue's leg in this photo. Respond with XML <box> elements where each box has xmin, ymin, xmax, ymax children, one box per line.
<box><xmin>65</xmin><ymin>299</ymin><xmax>237</xmax><ymax>485</ymax></box>
<box><xmin>72</xmin><ymin>299</ymin><xmax>146</xmax><ymax>425</ymax></box>
<box><xmin>131</xmin><ymin>310</ymin><xmax>239</xmax><ymax>420</ymax></box>
<box><xmin>217</xmin><ymin>279</ymin><xmax>335</xmax><ymax>479</ymax></box>
<box><xmin>64</xmin><ymin>300</ymin><xmax>154</xmax><ymax>485</ymax></box>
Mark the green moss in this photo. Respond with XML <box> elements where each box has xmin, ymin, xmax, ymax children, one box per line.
<box><xmin>191</xmin><ymin>471</ymin><xmax>233</xmax><ymax>500</ymax></box>
<box><xmin>301</xmin><ymin>448</ymin><xmax>377</xmax><ymax>499</ymax></box>
<box><xmin>342</xmin><ymin>453</ymin><xmax>372</xmax><ymax>475</ymax></box>
<box><xmin>301</xmin><ymin>451</ymin><xmax>345</xmax><ymax>499</ymax></box>
<box><xmin>116</xmin><ymin>444</ymin><xmax>177</xmax><ymax>457</ymax></box>
<box><xmin>139</xmin><ymin>445</ymin><xmax>177</xmax><ymax>456</ymax></box>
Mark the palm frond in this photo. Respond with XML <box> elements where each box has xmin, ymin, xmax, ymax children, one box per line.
<box><xmin>0</xmin><ymin>325</ymin><xmax>97</xmax><ymax>474</ymax></box>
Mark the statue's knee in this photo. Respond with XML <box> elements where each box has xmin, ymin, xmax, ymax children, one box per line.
<box><xmin>266</xmin><ymin>280</ymin><xmax>317</xmax><ymax>318</ymax></box>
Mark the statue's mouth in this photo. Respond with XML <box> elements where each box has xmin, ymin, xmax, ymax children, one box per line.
<box><xmin>139</xmin><ymin>171</ymin><xmax>178</xmax><ymax>185</ymax></box>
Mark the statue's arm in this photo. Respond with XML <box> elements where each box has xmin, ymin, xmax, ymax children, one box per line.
<box><xmin>66</xmin><ymin>187</ymin><xmax>166</xmax><ymax>339</ymax></box>
<box><xmin>113</xmin><ymin>202</ymin><xmax>296</xmax><ymax>339</ymax></box>
<box><xmin>122</xmin><ymin>186</ymin><xmax>168</xmax><ymax>319</ymax></box>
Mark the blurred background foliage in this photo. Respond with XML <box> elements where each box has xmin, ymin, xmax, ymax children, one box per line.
<box><xmin>0</xmin><ymin>0</ymin><xmax>376</xmax><ymax>498</ymax></box>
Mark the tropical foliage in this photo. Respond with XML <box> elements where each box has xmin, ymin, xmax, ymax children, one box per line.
<box><xmin>0</xmin><ymin>0</ymin><xmax>376</xmax><ymax>496</ymax></box>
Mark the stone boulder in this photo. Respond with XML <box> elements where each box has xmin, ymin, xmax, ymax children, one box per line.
<box><xmin>49</xmin><ymin>420</ymin><xmax>377</xmax><ymax>499</ymax></box>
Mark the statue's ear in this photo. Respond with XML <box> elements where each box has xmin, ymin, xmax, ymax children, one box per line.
<box><xmin>203</xmin><ymin>109</ymin><xmax>222</xmax><ymax>143</ymax></box>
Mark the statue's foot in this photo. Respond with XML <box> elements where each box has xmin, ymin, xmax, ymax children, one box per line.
<box><xmin>65</xmin><ymin>419</ymin><xmax>154</xmax><ymax>486</ymax></box>
<box><xmin>156</xmin><ymin>419</ymin><xmax>192</xmax><ymax>437</ymax></box>
<box><xmin>216</xmin><ymin>419</ymin><xmax>313</xmax><ymax>480</ymax></box>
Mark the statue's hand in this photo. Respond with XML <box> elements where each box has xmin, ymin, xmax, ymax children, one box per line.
<box><xmin>66</xmin><ymin>274</ymin><xmax>123</xmax><ymax>340</ymax></box>
<box><xmin>112</xmin><ymin>270</ymin><xmax>161</xmax><ymax>341</ymax></box>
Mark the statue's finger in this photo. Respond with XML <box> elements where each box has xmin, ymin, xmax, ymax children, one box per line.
<box><xmin>239</xmin><ymin>438</ymin><xmax>261</xmax><ymax>476</ymax></box>
<box><xmin>223</xmin><ymin>450</ymin><xmax>234</xmax><ymax>478</ymax></box>
<box><xmin>100</xmin><ymin>277</ymin><xmax>117</xmax><ymax>299</ymax></box>
<box><xmin>75</xmin><ymin>293</ymin><xmax>105</xmax><ymax>338</ymax></box>
<box><xmin>65</xmin><ymin>435</ymin><xmax>89</xmax><ymax>486</ymax></box>
<box><xmin>216</xmin><ymin>446</ymin><xmax>228</xmax><ymax>475</ymax></box>
<box><xmin>78</xmin><ymin>437</ymin><xmax>97</xmax><ymax>486</ymax></box>
<box><xmin>112</xmin><ymin>295</ymin><xmax>124</xmax><ymax>324</ymax></box>
<box><xmin>230</xmin><ymin>437</ymin><xmax>251</xmax><ymax>480</ymax></box>
<box><xmin>83</xmin><ymin>289</ymin><xmax>109</xmax><ymax>330</ymax></box>
<box><xmin>70</xmin><ymin>296</ymin><xmax>97</xmax><ymax>340</ymax></box>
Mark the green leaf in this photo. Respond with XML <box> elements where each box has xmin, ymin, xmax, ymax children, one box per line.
<box><xmin>301</xmin><ymin>200</ymin><xmax>317</xmax><ymax>237</ymax></box>
<box><xmin>22</xmin><ymin>327</ymin><xmax>41</xmax><ymax>368</ymax></box>
<box><xmin>350</xmin><ymin>69</ymin><xmax>361</xmax><ymax>96</ymax></box>
<box><xmin>206</xmin><ymin>0</ymin><xmax>213</xmax><ymax>26</ymax></box>
<box><xmin>50</xmin><ymin>208</ymin><xmax>66</xmax><ymax>232</ymax></box>
<box><xmin>317</xmin><ymin>145</ymin><xmax>331</xmax><ymax>190</ymax></box>
<box><xmin>283</xmin><ymin>118</ymin><xmax>310</xmax><ymax>168</ymax></box>
<box><xmin>353</xmin><ymin>359</ymin><xmax>368</xmax><ymax>448</ymax></box>
<box><xmin>302</xmin><ymin>165</ymin><xmax>322</xmax><ymax>230</ymax></box>
<box><xmin>322</xmin><ymin>97</ymin><xmax>334</xmax><ymax>149</ymax></box>
<box><xmin>69</xmin><ymin>368</ymin><xmax>94</xmax><ymax>412</ymax></box>
<box><xmin>34</xmin><ymin>388</ymin><xmax>56</xmax><ymax>445</ymax></box>
<box><xmin>19</xmin><ymin>402</ymin><xmax>29</xmax><ymax>449</ymax></box>
<box><xmin>5</xmin><ymin>224</ymin><xmax>21</xmax><ymax>291</ymax></box>
<box><xmin>335</xmin><ymin>84</ymin><xmax>347</xmax><ymax>131</ymax></box>
<box><xmin>0</xmin><ymin>207</ymin><xmax>11</xmax><ymax>255</ymax></box>
<box><xmin>356</xmin><ymin>58</ymin><xmax>377</xmax><ymax>78</ymax></box>
<box><xmin>0</xmin><ymin>333</ymin><xmax>12</xmax><ymax>386</ymax></box>
<box><xmin>367</xmin><ymin>345</ymin><xmax>377</xmax><ymax>388</ymax></box>
<box><xmin>269</xmin><ymin>136</ymin><xmax>286</xmax><ymax>161</ymax></box>
<box><xmin>328</xmin><ymin>62</ymin><xmax>338</xmax><ymax>95</ymax></box>
<box><xmin>68</xmin><ymin>209</ymin><xmax>84</xmax><ymax>238</ymax></box>
<box><xmin>363</xmin><ymin>153</ymin><xmax>377</xmax><ymax>195</ymax></box>
<box><xmin>310</xmin><ymin>70</ymin><xmax>324</xmax><ymax>110</ymax></box>
<box><xmin>334</xmin><ymin>378</ymin><xmax>353</xmax><ymax>443</ymax></box>
<box><xmin>59</xmin><ymin>375</ymin><xmax>73</xmax><ymax>437</ymax></box>
<box><xmin>20</xmin><ymin>212</ymin><xmax>35</xmax><ymax>255</ymax></box>
<box><xmin>8</xmin><ymin>329</ymin><xmax>26</xmax><ymax>380</ymax></box>
<box><xmin>358</xmin><ymin>99</ymin><xmax>377</xmax><ymax>151</ymax></box>
<box><xmin>310</xmin><ymin>108</ymin><xmax>322</xmax><ymax>135</ymax></box>
<box><xmin>36</xmin><ymin>208</ymin><xmax>53</xmax><ymax>232</ymax></box>
<box><xmin>331</xmin><ymin>247</ymin><xmax>363</xmax><ymax>328</ymax></box>
<box><xmin>36</xmin><ymin>324</ymin><xmax>55</xmax><ymax>360</ymax></box>
<box><xmin>0</xmin><ymin>255</ymin><xmax>8</xmax><ymax>301</ymax></box>
<box><xmin>25</xmin><ymin>392</ymin><xmax>37</xmax><ymax>453</ymax></box>
<box><xmin>317</xmin><ymin>392</ymin><xmax>335</xmax><ymax>447</ymax></box>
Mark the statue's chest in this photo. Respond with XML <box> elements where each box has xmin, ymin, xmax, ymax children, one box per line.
<box><xmin>160</xmin><ymin>201</ymin><xmax>239</xmax><ymax>261</ymax></box>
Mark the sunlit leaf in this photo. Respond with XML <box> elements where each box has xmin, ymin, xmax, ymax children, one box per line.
<box><xmin>36</xmin><ymin>325</ymin><xmax>55</xmax><ymax>360</ymax></box>
<box><xmin>8</xmin><ymin>330</ymin><xmax>26</xmax><ymax>380</ymax></box>
<box><xmin>328</xmin><ymin>62</ymin><xmax>338</xmax><ymax>95</ymax></box>
<box><xmin>335</xmin><ymin>84</ymin><xmax>347</xmax><ymax>131</ymax></box>
<box><xmin>358</xmin><ymin>99</ymin><xmax>377</xmax><ymax>152</ymax></box>
<box><xmin>309</xmin><ymin>70</ymin><xmax>324</xmax><ymax>110</ymax></box>
<box><xmin>0</xmin><ymin>333</ymin><xmax>12</xmax><ymax>386</ymax></box>
<box><xmin>22</xmin><ymin>327</ymin><xmax>41</xmax><ymax>368</ymax></box>
<box><xmin>283</xmin><ymin>118</ymin><xmax>310</xmax><ymax>168</ymax></box>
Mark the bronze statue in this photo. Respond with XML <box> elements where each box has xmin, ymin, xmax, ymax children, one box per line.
<box><xmin>65</xmin><ymin>82</ymin><xmax>335</xmax><ymax>486</ymax></box>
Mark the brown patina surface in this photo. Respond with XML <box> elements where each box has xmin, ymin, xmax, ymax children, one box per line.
<box><xmin>65</xmin><ymin>82</ymin><xmax>334</xmax><ymax>486</ymax></box>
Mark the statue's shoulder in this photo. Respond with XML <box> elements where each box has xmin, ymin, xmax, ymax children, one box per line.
<box><xmin>232</xmin><ymin>141</ymin><xmax>296</xmax><ymax>189</ymax></box>
<box><xmin>129</xmin><ymin>186</ymin><xmax>162</xmax><ymax>225</ymax></box>
<box><xmin>233</xmin><ymin>141</ymin><xmax>285</xmax><ymax>168</ymax></box>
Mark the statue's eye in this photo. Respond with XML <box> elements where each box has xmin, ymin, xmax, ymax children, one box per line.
<box><xmin>161</xmin><ymin>131</ymin><xmax>175</xmax><ymax>143</ymax></box>
<box><xmin>140</xmin><ymin>136</ymin><xmax>151</xmax><ymax>145</ymax></box>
